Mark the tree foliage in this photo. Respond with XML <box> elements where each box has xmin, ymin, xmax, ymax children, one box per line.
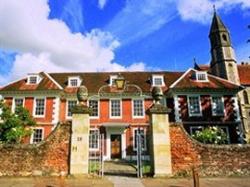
<box><xmin>0</xmin><ymin>100</ymin><xmax>36</xmax><ymax>143</ymax></box>
<box><xmin>192</xmin><ymin>126</ymin><xmax>228</xmax><ymax>144</ymax></box>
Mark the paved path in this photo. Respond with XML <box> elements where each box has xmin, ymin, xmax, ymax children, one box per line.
<box><xmin>142</xmin><ymin>177</ymin><xmax>250</xmax><ymax>187</ymax></box>
<box><xmin>107</xmin><ymin>176</ymin><xmax>144</xmax><ymax>187</ymax></box>
<box><xmin>0</xmin><ymin>176</ymin><xmax>250</xmax><ymax>187</ymax></box>
<box><xmin>104</xmin><ymin>160</ymin><xmax>137</xmax><ymax>177</ymax></box>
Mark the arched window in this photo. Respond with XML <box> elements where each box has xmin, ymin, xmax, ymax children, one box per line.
<box><xmin>243</xmin><ymin>91</ymin><xmax>249</xmax><ymax>104</ymax></box>
<box><xmin>222</xmin><ymin>34</ymin><xmax>227</xmax><ymax>42</ymax></box>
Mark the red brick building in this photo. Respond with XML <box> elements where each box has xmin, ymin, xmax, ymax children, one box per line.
<box><xmin>0</xmin><ymin>68</ymin><xmax>242</xmax><ymax>160</ymax></box>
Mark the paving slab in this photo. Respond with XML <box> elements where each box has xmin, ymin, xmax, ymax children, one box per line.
<box><xmin>142</xmin><ymin>177</ymin><xmax>250</xmax><ymax>187</ymax></box>
<box><xmin>107</xmin><ymin>176</ymin><xmax>144</xmax><ymax>187</ymax></box>
<box><xmin>0</xmin><ymin>176</ymin><xmax>113</xmax><ymax>187</ymax></box>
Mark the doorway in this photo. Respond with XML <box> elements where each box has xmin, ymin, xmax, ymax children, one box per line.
<box><xmin>111</xmin><ymin>134</ymin><xmax>121</xmax><ymax>159</ymax></box>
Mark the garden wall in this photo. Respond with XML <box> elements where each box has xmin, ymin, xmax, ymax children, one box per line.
<box><xmin>170</xmin><ymin>123</ymin><xmax>250</xmax><ymax>176</ymax></box>
<box><xmin>0</xmin><ymin>122</ymin><xmax>70</xmax><ymax>176</ymax></box>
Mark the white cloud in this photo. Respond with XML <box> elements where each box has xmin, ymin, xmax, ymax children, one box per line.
<box><xmin>61</xmin><ymin>0</ymin><xmax>84</xmax><ymax>32</ymax></box>
<box><xmin>105</xmin><ymin>0</ymin><xmax>178</xmax><ymax>45</ymax></box>
<box><xmin>176</xmin><ymin>0</ymin><xmax>250</xmax><ymax>24</ymax></box>
<box><xmin>0</xmin><ymin>0</ymin><xmax>147</xmax><ymax>85</ymax></box>
<box><xmin>98</xmin><ymin>0</ymin><xmax>108</xmax><ymax>9</ymax></box>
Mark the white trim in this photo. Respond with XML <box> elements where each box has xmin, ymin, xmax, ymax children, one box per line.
<box><xmin>66</xmin><ymin>99</ymin><xmax>78</xmax><ymax>119</ymax></box>
<box><xmin>44</xmin><ymin>72</ymin><xmax>63</xmax><ymax>90</ymax></box>
<box><xmin>211</xmin><ymin>96</ymin><xmax>225</xmax><ymax>116</ymax></box>
<box><xmin>133</xmin><ymin>128</ymin><xmax>147</xmax><ymax>151</ymax></box>
<box><xmin>105</xmin><ymin>127</ymin><xmax>126</xmax><ymax>160</ymax></box>
<box><xmin>169</xmin><ymin>68</ymin><xmax>192</xmax><ymax>88</ymax></box>
<box><xmin>187</xmin><ymin>95</ymin><xmax>202</xmax><ymax>117</ymax></box>
<box><xmin>232</xmin><ymin>97</ymin><xmax>241</xmax><ymax>122</ymax></box>
<box><xmin>89</xmin><ymin>128</ymin><xmax>100</xmax><ymax>151</ymax></box>
<box><xmin>68</xmin><ymin>76</ymin><xmax>81</xmax><ymax>87</ymax></box>
<box><xmin>173</xmin><ymin>95</ymin><xmax>181</xmax><ymax>122</ymax></box>
<box><xmin>33</xmin><ymin>97</ymin><xmax>46</xmax><ymax>118</ymax></box>
<box><xmin>30</xmin><ymin>127</ymin><xmax>44</xmax><ymax>144</ymax></box>
<box><xmin>196</xmin><ymin>71</ymin><xmax>208</xmax><ymax>82</ymax></box>
<box><xmin>152</xmin><ymin>75</ymin><xmax>165</xmax><ymax>87</ymax></box>
<box><xmin>11</xmin><ymin>97</ymin><xmax>25</xmax><ymax>113</ymax></box>
<box><xmin>132</xmin><ymin>99</ymin><xmax>145</xmax><ymax>119</ymax></box>
<box><xmin>109</xmin><ymin>99</ymin><xmax>122</xmax><ymax>119</ymax></box>
<box><xmin>27</xmin><ymin>74</ymin><xmax>42</xmax><ymax>85</ymax></box>
<box><xmin>109</xmin><ymin>75</ymin><xmax>118</xmax><ymax>86</ymax></box>
<box><xmin>52</xmin><ymin>97</ymin><xmax>60</xmax><ymax>126</ymax></box>
<box><xmin>170</xmin><ymin>68</ymin><xmax>241</xmax><ymax>89</ymax></box>
<box><xmin>88</xmin><ymin>99</ymin><xmax>100</xmax><ymax>119</ymax></box>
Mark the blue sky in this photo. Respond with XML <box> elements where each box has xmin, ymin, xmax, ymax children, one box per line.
<box><xmin>0</xmin><ymin>0</ymin><xmax>249</xmax><ymax>86</ymax></box>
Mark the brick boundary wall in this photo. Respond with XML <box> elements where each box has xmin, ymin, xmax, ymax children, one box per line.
<box><xmin>170</xmin><ymin>123</ymin><xmax>250</xmax><ymax>176</ymax></box>
<box><xmin>0</xmin><ymin>122</ymin><xmax>70</xmax><ymax>176</ymax></box>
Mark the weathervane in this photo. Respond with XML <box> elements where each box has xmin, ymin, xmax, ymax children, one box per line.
<box><xmin>213</xmin><ymin>4</ymin><xmax>216</xmax><ymax>14</ymax></box>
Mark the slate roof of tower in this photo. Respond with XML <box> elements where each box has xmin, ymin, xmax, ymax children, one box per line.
<box><xmin>209</xmin><ymin>12</ymin><xmax>228</xmax><ymax>35</ymax></box>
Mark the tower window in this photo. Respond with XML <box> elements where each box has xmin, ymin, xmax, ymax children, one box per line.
<box><xmin>243</xmin><ymin>91</ymin><xmax>249</xmax><ymax>105</ymax></box>
<box><xmin>222</xmin><ymin>34</ymin><xmax>227</xmax><ymax>42</ymax></box>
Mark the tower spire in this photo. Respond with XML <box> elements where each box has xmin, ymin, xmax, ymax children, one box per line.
<box><xmin>213</xmin><ymin>4</ymin><xmax>216</xmax><ymax>14</ymax></box>
<box><xmin>208</xmin><ymin>10</ymin><xmax>240</xmax><ymax>84</ymax></box>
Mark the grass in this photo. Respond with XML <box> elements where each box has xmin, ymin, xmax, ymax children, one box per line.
<box><xmin>129</xmin><ymin>160</ymin><xmax>152</xmax><ymax>176</ymax></box>
<box><xmin>89</xmin><ymin>160</ymin><xmax>101</xmax><ymax>173</ymax></box>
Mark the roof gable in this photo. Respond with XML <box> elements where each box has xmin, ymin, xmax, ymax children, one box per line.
<box><xmin>170</xmin><ymin>68</ymin><xmax>241</xmax><ymax>90</ymax></box>
<box><xmin>0</xmin><ymin>72</ymin><xmax>62</xmax><ymax>92</ymax></box>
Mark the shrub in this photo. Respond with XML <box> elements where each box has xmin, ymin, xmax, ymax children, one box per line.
<box><xmin>192</xmin><ymin>126</ymin><xmax>228</xmax><ymax>144</ymax></box>
<box><xmin>0</xmin><ymin>100</ymin><xmax>36</xmax><ymax>143</ymax></box>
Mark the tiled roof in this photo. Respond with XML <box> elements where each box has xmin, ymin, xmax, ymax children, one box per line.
<box><xmin>0</xmin><ymin>71</ymin><xmax>183</xmax><ymax>93</ymax></box>
<box><xmin>1</xmin><ymin>72</ymin><xmax>61</xmax><ymax>92</ymax></box>
<box><xmin>193</xmin><ymin>63</ymin><xmax>250</xmax><ymax>86</ymax></box>
<box><xmin>238</xmin><ymin>64</ymin><xmax>250</xmax><ymax>86</ymax></box>
<box><xmin>49</xmin><ymin>72</ymin><xmax>183</xmax><ymax>93</ymax></box>
<box><xmin>170</xmin><ymin>69</ymin><xmax>240</xmax><ymax>90</ymax></box>
<box><xmin>0</xmin><ymin>70</ymin><xmax>241</xmax><ymax>94</ymax></box>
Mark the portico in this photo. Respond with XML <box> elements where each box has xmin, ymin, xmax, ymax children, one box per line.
<box><xmin>102</xmin><ymin>123</ymin><xmax>128</xmax><ymax>160</ymax></box>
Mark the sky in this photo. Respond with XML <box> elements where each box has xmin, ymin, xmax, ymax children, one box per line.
<box><xmin>0</xmin><ymin>0</ymin><xmax>250</xmax><ymax>86</ymax></box>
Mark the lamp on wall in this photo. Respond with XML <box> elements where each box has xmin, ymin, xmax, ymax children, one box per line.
<box><xmin>115</xmin><ymin>73</ymin><xmax>125</xmax><ymax>89</ymax></box>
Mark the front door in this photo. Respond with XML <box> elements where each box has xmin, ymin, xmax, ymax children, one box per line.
<box><xmin>111</xmin><ymin>134</ymin><xmax>121</xmax><ymax>159</ymax></box>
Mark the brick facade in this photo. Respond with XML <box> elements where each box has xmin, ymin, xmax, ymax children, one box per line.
<box><xmin>0</xmin><ymin>121</ymin><xmax>249</xmax><ymax>176</ymax></box>
<box><xmin>0</xmin><ymin>123</ymin><xmax>70</xmax><ymax>176</ymax></box>
<box><xmin>170</xmin><ymin>123</ymin><xmax>250</xmax><ymax>176</ymax></box>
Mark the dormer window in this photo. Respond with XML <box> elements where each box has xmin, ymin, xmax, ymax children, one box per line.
<box><xmin>109</xmin><ymin>75</ymin><xmax>117</xmax><ymax>86</ymax></box>
<box><xmin>27</xmin><ymin>74</ymin><xmax>41</xmax><ymax>84</ymax></box>
<box><xmin>68</xmin><ymin>76</ymin><xmax>81</xmax><ymax>87</ymax></box>
<box><xmin>196</xmin><ymin>72</ymin><xmax>208</xmax><ymax>82</ymax></box>
<box><xmin>152</xmin><ymin>75</ymin><xmax>165</xmax><ymax>86</ymax></box>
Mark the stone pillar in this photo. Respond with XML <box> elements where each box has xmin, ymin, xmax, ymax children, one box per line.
<box><xmin>70</xmin><ymin>104</ymin><xmax>91</xmax><ymax>175</ymax></box>
<box><xmin>148</xmin><ymin>103</ymin><xmax>172</xmax><ymax>177</ymax></box>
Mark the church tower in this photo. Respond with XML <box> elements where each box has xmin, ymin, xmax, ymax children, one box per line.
<box><xmin>209</xmin><ymin>11</ymin><xmax>240</xmax><ymax>84</ymax></box>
